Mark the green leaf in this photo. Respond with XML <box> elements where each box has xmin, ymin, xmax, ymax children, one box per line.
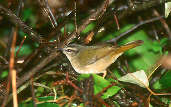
<box><xmin>15</xmin><ymin>45</ymin><xmax>32</xmax><ymax>56</ymax></box>
<box><xmin>101</xmin><ymin>85</ymin><xmax>121</xmax><ymax>99</ymax></box>
<box><xmin>152</xmin><ymin>41</ymin><xmax>163</xmax><ymax>54</ymax></box>
<box><xmin>152</xmin><ymin>38</ymin><xmax>168</xmax><ymax>54</ymax></box>
<box><xmin>22</xmin><ymin>8</ymin><xmax>36</xmax><ymax>27</ymax></box>
<box><xmin>119</xmin><ymin>70</ymin><xmax>149</xmax><ymax>88</ymax></box>
<box><xmin>0</xmin><ymin>70</ymin><xmax>8</xmax><ymax>78</ymax></box>
<box><xmin>79</xmin><ymin>103</ymin><xmax>84</xmax><ymax>107</ymax></box>
<box><xmin>37</xmin><ymin>96</ymin><xmax>56</xmax><ymax>101</ymax></box>
<box><xmin>100</xmin><ymin>24</ymin><xmax>134</xmax><ymax>41</ymax></box>
<box><xmin>22</xmin><ymin>8</ymin><xmax>33</xmax><ymax>21</ymax></box>
<box><xmin>61</xmin><ymin>23</ymin><xmax>75</xmax><ymax>34</ymax></box>
<box><xmin>112</xmin><ymin>69</ymin><xmax>122</xmax><ymax>78</ymax></box>
<box><xmin>36</xmin><ymin>87</ymin><xmax>45</xmax><ymax>97</ymax></box>
<box><xmin>78</xmin><ymin>74</ymin><xmax>91</xmax><ymax>81</ymax></box>
<box><xmin>159</xmin><ymin>71</ymin><xmax>171</xmax><ymax>88</ymax></box>
<box><xmin>19</xmin><ymin>96</ymin><xmax>59</xmax><ymax>107</ymax></box>
<box><xmin>19</xmin><ymin>30</ymin><xmax>28</xmax><ymax>38</ymax></box>
<box><xmin>79</xmin><ymin>74</ymin><xmax>121</xmax><ymax>99</ymax></box>
<box><xmin>82</xmin><ymin>23</ymin><xmax>96</xmax><ymax>34</ymax></box>
<box><xmin>161</xmin><ymin>97</ymin><xmax>171</xmax><ymax>105</ymax></box>
<box><xmin>160</xmin><ymin>38</ymin><xmax>168</xmax><ymax>47</ymax></box>
<box><xmin>152</xmin><ymin>80</ymin><xmax>162</xmax><ymax>90</ymax></box>
<box><xmin>120</xmin><ymin>28</ymin><xmax>162</xmax><ymax>72</ymax></box>
<box><xmin>100</xmin><ymin>24</ymin><xmax>164</xmax><ymax>73</ymax></box>
<box><xmin>93</xmin><ymin>74</ymin><xmax>121</xmax><ymax>99</ymax></box>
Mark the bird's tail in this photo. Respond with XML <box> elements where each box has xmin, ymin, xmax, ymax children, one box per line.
<box><xmin>116</xmin><ymin>40</ymin><xmax>143</xmax><ymax>54</ymax></box>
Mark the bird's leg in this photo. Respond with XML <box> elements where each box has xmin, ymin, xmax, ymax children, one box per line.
<box><xmin>102</xmin><ymin>70</ymin><xmax>107</xmax><ymax>79</ymax></box>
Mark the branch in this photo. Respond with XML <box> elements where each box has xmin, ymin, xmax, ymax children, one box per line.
<box><xmin>17</xmin><ymin>0</ymin><xmax>114</xmax><ymax>88</ymax></box>
<box><xmin>118</xmin><ymin>0</ymin><xmax>164</xmax><ymax>19</ymax></box>
<box><xmin>62</xmin><ymin>0</ymin><xmax>111</xmax><ymax>46</ymax></box>
<box><xmin>17</xmin><ymin>51</ymin><xmax>58</xmax><ymax>87</ymax></box>
<box><xmin>0</xmin><ymin>5</ymin><xmax>41</xmax><ymax>43</ymax></box>
<box><xmin>107</xmin><ymin>16</ymin><xmax>164</xmax><ymax>43</ymax></box>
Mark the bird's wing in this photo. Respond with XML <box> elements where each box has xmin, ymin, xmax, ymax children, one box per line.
<box><xmin>77</xmin><ymin>44</ymin><xmax>117</xmax><ymax>66</ymax></box>
<box><xmin>76</xmin><ymin>40</ymin><xmax>143</xmax><ymax>67</ymax></box>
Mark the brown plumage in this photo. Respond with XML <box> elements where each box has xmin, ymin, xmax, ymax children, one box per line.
<box><xmin>62</xmin><ymin>40</ymin><xmax>143</xmax><ymax>77</ymax></box>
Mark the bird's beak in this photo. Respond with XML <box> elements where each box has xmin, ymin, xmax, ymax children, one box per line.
<box><xmin>57</xmin><ymin>48</ymin><xmax>63</xmax><ymax>51</ymax></box>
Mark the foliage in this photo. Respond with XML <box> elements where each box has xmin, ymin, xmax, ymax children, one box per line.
<box><xmin>0</xmin><ymin>0</ymin><xmax>170</xmax><ymax>107</ymax></box>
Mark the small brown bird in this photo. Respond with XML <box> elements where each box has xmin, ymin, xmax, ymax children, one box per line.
<box><xmin>62</xmin><ymin>40</ymin><xmax>143</xmax><ymax>77</ymax></box>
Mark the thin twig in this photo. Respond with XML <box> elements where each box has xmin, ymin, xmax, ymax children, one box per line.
<box><xmin>0</xmin><ymin>5</ymin><xmax>41</xmax><ymax>43</ymax></box>
<box><xmin>0</xmin><ymin>56</ymin><xmax>8</xmax><ymax>64</ymax></box>
<box><xmin>1</xmin><ymin>29</ymin><xmax>18</xmax><ymax>107</ymax></box>
<box><xmin>107</xmin><ymin>16</ymin><xmax>164</xmax><ymax>43</ymax></box>
<box><xmin>12</xmin><ymin>69</ymin><xmax>18</xmax><ymax>107</ymax></box>
<box><xmin>6</xmin><ymin>71</ymin><xmax>55</xmax><ymax>104</ymax></box>
<box><xmin>4</xmin><ymin>0</ymin><xmax>24</xmax><ymax>57</ymax></box>
<box><xmin>17</xmin><ymin>51</ymin><xmax>59</xmax><ymax>87</ymax></box>
<box><xmin>114</xmin><ymin>14</ymin><xmax>120</xmax><ymax>30</ymax></box>
<box><xmin>94</xmin><ymin>95</ymin><xmax>111</xmax><ymax>107</ymax></box>
<box><xmin>10</xmin><ymin>29</ymin><xmax>18</xmax><ymax>107</ymax></box>
<box><xmin>8</xmin><ymin>29</ymin><xmax>18</xmax><ymax>107</ymax></box>
<box><xmin>17</xmin><ymin>0</ymin><xmax>114</xmax><ymax>88</ymax></box>
<box><xmin>151</xmin><ymin>25</ymin><xmax>159</xmax><ymax>40</ymax></box>
<box><xmin>62</xmin><ymin>0</ymin><xmax>111</xmax><ymax>46</ymax></box>
<box><xmin>118</xmin><ymin>0</ymin><xmax>163</xmax><ymax>19</ymax></box>
<box><xmin>66</xmin><ymin>72</ymin><xmax>83</xmax><ymax>93</ymax></box>
<box><xmin>16</xmin><ymin>36</ymin><xmax>26</xmax><ymax>58</ymax></box>
<box><xmin>153</xmin><ymin>9</ymin><xmax>171</xmax><ymax>39</ymax></box>
<box><xmin>44</xmin><ymin>0</ymin><xmax>58</xmax><ymax>28</ymax></box>
<box><xmin>95</xmin><ymin>82</ymin><xmax>117</xmax><ymax>97</ymax></box>
<box><xmin>1</xmin><ymin>75</ymin><xmax>11</xmax><ymax>107</ymax></box>
<box><xmin>34</xmin><ymin>82</ymin><xmax>51</xmax><ymax>90</ymax></box>
<box><xmin>31</xmin><ymin>77</ymin><xmax>37</xmax><ymax>107</ymax></box>
<box><xmin>1</xmin><ymin>2</ymin><xmax>25</xmax><ymax>106</ymax></box>
<box><xmin>74</xmin><ymin>0</ymin><xmax>78</xmax><ymax>34</ymax></box>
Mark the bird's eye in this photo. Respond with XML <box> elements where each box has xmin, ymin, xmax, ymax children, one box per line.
<box><xmin>66</xmin><ymin>49</ymin><xmax>73</xmax><ymax>52</ymax></box>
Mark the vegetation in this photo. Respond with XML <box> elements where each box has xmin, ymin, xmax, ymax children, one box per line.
<box><xmin>0</xmin><ymin>0</ymin><xmax>171</xmax><ymax>107</ymax></box>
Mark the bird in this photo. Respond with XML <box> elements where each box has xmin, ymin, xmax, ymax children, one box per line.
<box><xmin>62</xmin><ymin>40</ymin><xmax>143</xmax><ymax>77</ymax></box>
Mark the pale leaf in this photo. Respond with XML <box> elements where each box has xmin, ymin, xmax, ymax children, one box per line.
<box><xmin>165</xmin><ymin>2</ymin><xmax>171</xmax><ymax>18</ymax></box>
<box><xmin>118</xmin><ymin>70</ymin><xmax>149</xmax><ymax>88</ymax></box>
